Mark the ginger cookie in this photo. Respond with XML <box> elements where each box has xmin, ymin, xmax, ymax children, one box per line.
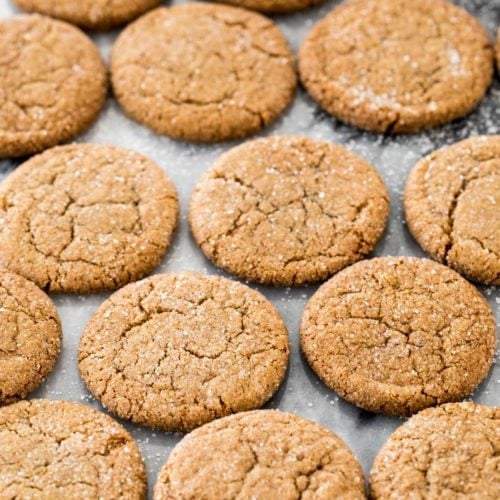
<box><xmin>0</xmin><ymin>268</ymin><xmax>61</xmax><ymax>405</ymax></box>
<box><xmin>154</xmin><ymin>409</ymin><xmax>365</xmax><ymax>500</ymax></box>
<box><xmin>300</xmin><ymin>257</ymin><xmax>496</xmax><ymax>416</ymax></box>
<box><xmin>13</xmin><ymin>0</ymin><xmax>161</xmax><ymax>30</ymax></box>
<box><xmin>0</xmin><ymin>15</ymin><xmax>106</xmax><ymax>158</ymax></box>
<box><xmin>78</xmin><ymin>272</ymin><xmax>289</xmax><ymax>432</ymax></box>
<box><xmin>214</xmin><ymin>0</ymin><xmax>324</xmax><ymax>14</ymax></box>
<box><xmin>0</xmin><ymin>399</ymin><xmax>146</xmax><ymax>498</ymax></box>
<box><xmin>404</xmin><ymin>136</ymin><xmax>500</xmax><ymax>285</ymax></box>
<box><xmin>111</xmin><ymin>3</ymin><xmax>296</xmax><ymax>142</ymax></box>
<box><xmin>298</xmin><ymin>0</ymin><xmax>493</xmax><ymax>133</ymax></box>
<box><xmin>370</xmin><ymin>402</ymin><xmax>500</xmax><ymax>499</ymax></box>
<box><xmin>0</xmin><ymin>144</ymin><xmax>178</xmax><ymax>293</ymax></box>
<box><xmin>189</xmin><ymin>136</ymin><xmax>389</xmax><ymax>286</ymax></box>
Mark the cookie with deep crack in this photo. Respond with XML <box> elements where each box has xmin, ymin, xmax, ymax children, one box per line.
<box><xmin>0</xmin><ymin>144</ymin><xmax>178</xmax><ymax>293</ymax></box>
<box><xmin>404</xmin><ymin>136</ymin><xmax>500</xmax><ymax>285</ymax></box>
<box><xmin>78</xmin><ymin>272</ymin><xmax>289</xmax><ymax>432</ymax></box>
<box><xmin>300</xmin><ymin>257</ymin><xmax>496</xmax><ymax>416</ymax></box>
<box><xmin>0</xmin><ymin>15</ymin><xmax>107</xmax><ymax>157</ymax></box>
<box><xmin>214</xmin><ymin>0</ymin><xmax>324</xmax><ymax>14</ymax></box>
<box><xmin>12</xmin><ymin>0</ymin><xmax>161</xmax><ymax>30</ymax></box>
<box><xmin>370</xmin><ymin>402</ymin><xmax>499</xmax><ymax>499</ymax></box>
<box><xmin>189</xmin><ymin>136</ymin><xmax>389</xmax><ymax>286</ymax></box>
<box><xmin>0</xmin><ymin>399</ymin><xmax>147</xmax><ymax>498</ymax></box>
<box><xmin>154</xmin><ymin>409</ymin><xmax>366</xmax><ymax>499</ymax></box>
<box><xmin>298</xmin><ymin>0</ymin><xmax>493</xmax><ymax>133</ymax></box>
<box><xmin>0</xmin><ymin>268</ymin><xmax>61</xmax><ymax>405</ymax></box>
<box><xmin>111</xmin><ymin>3</ymin><xmax>296</xmax><ymax>142</ymax></box>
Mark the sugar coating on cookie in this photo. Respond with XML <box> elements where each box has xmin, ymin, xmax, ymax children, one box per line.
<box><xmin>78</xmin><ymin>272</ymin><xmax>289</xmax><ymax>432</ymax></box>
<box><xmin>13</xmin><ymin>0</ymin><xmax>161</xmax><ymax>30</ymax></box>
<box><xmin>370</xmin><ymin>402</ymin><xmax>499</xmax><ymax>499</ymax></box>
<box><xmin>214</xmin><ymin>0</ymin><xmax>324</xmax><ymax>14</ymax></box>
<box><xmin>154</xmin><ymin>409</ymin><xmax>365</xmax><ymax>499</ymax></box>
<box><xmin>300</xmin><ymin>257</ymin><xmax>496</xmax><ymax>416</ymax></box>
<box><xmin>299</xmin><ymin>0</ymin><xmax>493</xmax><ymax>133</ymax></box>
<box><xmin>404</xmin><ymin>136</ymin><xmax>500</xmax><ymax>285</ymax></box>
<box><xmin>0</xmin><ymin>269</ymin><xmax>61</xmax><ymax>405</ymax></box>
<box><xmin>0</xmin><ymin>15</ymin><xmax>106</xmax><ymax>157</ymax></box>
<box><xmin>0</xmin><ymin>144</ymin><xmax>178</xmax><ymax>293</ymax></box>
<box><xmin>0</xmin><ymin>399</ymin><xmax>146</xmax><ymax>498</ymax></box>
<box><xmin>190</xmin><ymin>136</ymin><xmax>389</xmax><ymax>286</ymax></box>
<box><xmin>111</xmin><ymin>3</ymin><xmax>296</xmax><ymax>142</ymax></box>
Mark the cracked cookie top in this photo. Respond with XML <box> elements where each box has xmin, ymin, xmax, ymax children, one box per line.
<box><xmin>0</xmin><ymin>15</ymin><xmax>107</xmax><ymax>157</ymax></box>
<box><xmin>13</xmin><ymin>0</ymin><xmax>161</xmax><ymax>30</ymax></box>
<box><xmin>0</xmin><ymin>399</ymin><xmax>146</xmax><ymax>498</ymax></box>
<box><xmin>300</xmin><ymin>257</ymin><xmax>496</xmax><ymax>416</ymax></box>
<box><xmin>404</xmin><ymin>136</ymin><xmax>500</xmax><ymax>285</ymax></box>
<box><xmin>189</xmin><ymin>136</ymin><xmax>389</xmax><ymax>286</ymax></box>
<box><xmin>0</xmin><ymin>144</ymin><xmax>178</xmax><ymax>293</ymax></box>
<box><xmin>110</xmin><ymin>3</ymin><xmax>296</xmax><ymax>142</ymax></box>
<box><xmin>370</xmin><ymin>402</ymin><xmax>500</xmax><ymax>499</ymax></box>
<box><xmin>154</xmin><ymin>409</ymin><xmax>365</xmax><ymax>500</ymax></box>
<box><xmin>214</xmin><ymin>0</ymin><xmax>324</xmax><ymax>14</ymax></box>
<box><xmin>298</xmin><ymin>0</ymin><xmax>493</xmax><ymax>133</ymax></box>
<box><xmin>78</xmin><ymin>272</ymin><xmax>289</xmax><ymax>432</ymax></box>
<box><xmin>0</xmin><ymin>268</ymin><xmax>61</xmax><ymax>405</ymax></box>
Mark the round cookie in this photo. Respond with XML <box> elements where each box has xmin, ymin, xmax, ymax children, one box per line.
<box><xmin>0</xmin><ymin>144</ymin><xmax>178</xmax><ymax>293</ymax></box>
<box><xmin>298</xmin><ymin>0</ymin><xmax>493</xmax><ymax>133</ymax></box>
<box><xmin>0</xmin><ymin>399</ymin><xmax>146</xmax><ymax>498</ymax></box>
<box><xmin>190</xmin><ymin>136</ymin><xmax>389</xmax><ymax>286</ymax></box>
<box><xmin>78</xmin><ymin>272</ymin><xmax>289</xmax><ymax>432</ymax></box>
<box><xmin>370</xmin><ymin>402</ymin><xmax>499</xmax><ymax>499</ymax></box>
<box><xmin>111</xmin><ymin>3</ymin><xmax>296</xmax><ymax>142</ymax></box>
<box><xmin>300</xmin><ymin>257</ymin><xmax>496</xmax><ymax>416</ymax></box>
<box><xmin>12</xmin><ymin>0</ymin><xmax>161</xmax><ymax>30</ymax></box>
<box><xmin>404</xmin><ymin>136</ymin><xmax>500</xmax><ymax>285</ymax></box>
<box><xmin>0</xmin><ymin>268</ymin><xmax>61</xmax><ymax>405</ymax></box>
<box><xmin>154</xmin><ymin>409</ymin><xmax>366</xmax><ymax>500</ymax></box>
<box><xmin>214</xmin><ymin>0</ymin><xmax>324</xmax><ymax>14</ymax></box>
<box><xmin>0</xmin><ymin>15</ymin><xmax>106</xmax><ymax>158</ymax></box>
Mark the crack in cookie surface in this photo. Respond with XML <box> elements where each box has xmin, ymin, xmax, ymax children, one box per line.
<box><xmin>78</xmin><ymin>272</ymin><xmax>289</xmax><ymax>432</ymax></box>
<box><xmin>300</xmin><ymin>257</ymin><xmax>496</xmax><ymax>416</ymax></box>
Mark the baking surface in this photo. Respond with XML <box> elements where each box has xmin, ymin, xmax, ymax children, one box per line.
<box><xmin>1</xmin><ymin>0</ymin><xmax>499</xmax><ymax>496</ymax></box>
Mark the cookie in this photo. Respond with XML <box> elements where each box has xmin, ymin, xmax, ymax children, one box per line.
<box><xmin>0</xmin><ymin>15</ymin><xmax>106</xmax><ymax>158</ymax></box>
<box><xmin>299</xmin><ymin>0</ymin><xmax>493</xmax><ymax>133</ymax></box>
<box><xmin>214</xmin><ymin>0</ymin><xmax>324</xmax><ymax>14</ymax></box>
<box><xmin>13</xmin><ymin>0</ymin><xmax>161</xmax><ymax>30</ymax></box>
<box><xmin>78</xmin><ymin>272</ymin><xmax>289</xmax><ymax>432</ymax></box>
<box><xmin>154</xmin><ymin>409</ymin><xmax>365</xmax><ymax>500</ymax></box>
<box><xmin>111</xmin><ymin>3</ymin><xmax>296</xmax><ymax>142</ymax></box>
<box><xmin>0</xmin><ymin>269</ymin><xmax>61</xmax><ymax>405</ymax></box>
<box><xmin>370</xmin><ymin>402</ymin><xmax>500</xmax><ymax>499</ymax></box>
<box><xmin>0</xmin><ymin>399</ymin><xmax>146</xmax><ymax>498</ymax></box>
<box><xmin>190</xmin><ymin>136</ymin><xmax>389</xmax><ymax>286</ymax></box>
<box><xmin>404</xmin><ymin>136</ymin><xmax>500</xmax><ymax>285</ymax></box>
<box><xmin>300</xmin><ymin>257</ymin><xmax>496</xmax><ymax>416</ymax></box>
<box><xmin>0</xmin><ymin>144</ymin><xmax>178</xmax><ymax>293</ymax></box>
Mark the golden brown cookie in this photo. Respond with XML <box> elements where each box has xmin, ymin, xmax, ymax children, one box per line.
<box><xmin>0</xmin><ymin>269</ymin><xmax>61</xmax><ymax>405</ymax></box>
<box><xmin>0</xmin><ymin>15</ymin><xmax>106</xmax><ymax>158</ymax></box>
<box><xmin>189</xmin><ymin>136</ymin><xmax>389</xmax><ymax>286</ymax></box>
<box><xmin>154</xmin><ymin>409</ymin><xmax>366</xmax><ymax>500</ymax></box>
<box><xmin>111</xmin><ymin>3</ymin><xmax>296</xmax><ymax>142</ymax></box>
<box><xmin>0</xmin><ymin>399</ymin><xmax>147</xmax><ymax>498</ymax></box>
<box><xmin>0</xmin><ymin>144</ymin><xmax>178</xmax><ymax>293</ymax></box>
<box><xmin>214</xmin><ymin>0</ymin><xmax>324</xmax><ymax>14</ymax></box>
<box><xmin>78</xmin><ymin>272</ymin><xmax>289</xmax><ymax>432</ymax></box>
<box><xmin>370</xmin><ymin>402</ymin><xmax>500</xmax><ymax>499</ymax></box>
<box><xmin>299</xmin><ymin>0</ymin><xmax>493</xmax><ymax>133</ymax></box>
<box><xmin>12</xmin><ymin>0</ymin><xmax>161</xmax><ymax>30</ymax></box>
<box><xmin>300</xmin><ymin>257</ymin><xmax>496</xmax><ymax>416</ymax></box>
<box><xmin>404</xmin><ymin>136</ymin><xmax>500</xmax><ymax>285</ymax></box>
